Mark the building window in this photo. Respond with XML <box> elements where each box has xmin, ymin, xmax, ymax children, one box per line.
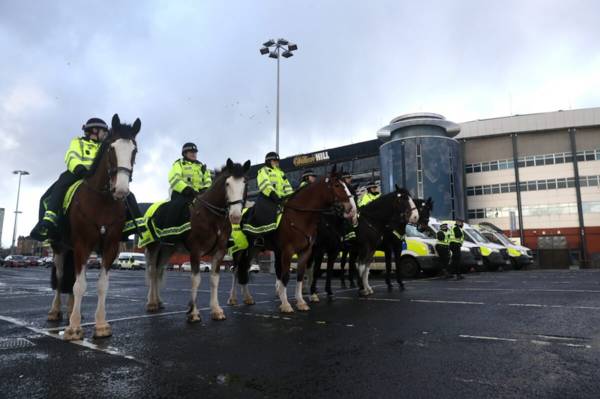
<box><xmin>585</xmin><ymin>150</ymin><xmax>595</xmax><ymax>161</ymax></box>
<box><xmin>537</xmin><ymin>180</ymin><xmax>547</xmax><ymax>190</ymax></box>
<box><xmin>467</xmin><ymin>187</ymin><xmax>475</xmax><ymax>196</ymax></box>
<box><xmin>465</xmin><ymin>164</ymin><xmax>473</xmax><ymax>174</ymax></box>
<box><xmin>474</xmin><ymin>186</ymin><xmax>483</xmax><ymax>196</ymax></box>
<box><xmin>489</xmin><ymin>160</ymin><xmax>499</xmax><ymax>171</ymax></box>
<box><xmin>557</xmin><ymin>178</ymin><xmax>567</xmax><ymax>189</ymax></box>
<box><xmin>525</xmin><ymin>156</ymin><xmax>535</xmax><ymax>167</ymax></box>
<box><xmin>534</xmin><ymin>155</ymin><xmax>545</xmax><ymax>166</ymax></box>
<box><xmin>509</xmin><ymin>182</ymin><xmax>517</xmax><ymax>192</ymax></box>
<box><xmin>416</xmin><ymin>144</ymin><xmax>423</xmax><ymax>198</ymax></box>
<box><xmin>576</xmin><ymin>151</ymin><xmax>585</xmax><ymax>162</ymax></box>
<box><xmin>579</xmin><ymin>176</ymin><xmax>588</xmax><ymax>187</ymax></box>
<box><xmin>554</xmin><ymin>153</ymin><xmax>564</xmax><ymax>164</ymax></box>
<box><xmin>483</xmin><ymin>185</ymin><xmax>492</xmax><ymax>195</ymax></box>
<box><xmin>544</xmin><ymin>154</ymin><xmax>554</xmax><ymax>165</ymax></box>
<box><xmin>519</xmin><ymin>182</ymin><xmax>528</xmax><ymax>192</ymax></box>
<box><xmin>517</xmin><ymin>157</ymin><xmax>525</xmax><ymax>168</ymax></box>
<box><xmin>588</xmin><ymin>176</ymin><xmax>599</xmax><ymax>187</ymax></box>
<box><xmin>491</xmin><ymin>184</ymin><xmax>500</xmax><ymax>194</ymax></box>
<box><xmin>472</xmin><ymin>163</ymin><xmax>481</xmax><ymax>173</ymax></box>
<box><xmin>547</xmin><ymin>179</ymin><xmax>557</xmax><ymax>189</ymax></box>
<box><xmin>567</xmin><ymin>177</ymin><xmax>575</xmax><ymax>188</ymax></box>
<box><xmin>565</xmin><ymin>153</ymin><xmax>573</xmax><ymax>163</ymax></box>
<box><xmin>527</xmin><ymin>181</ymin><xmax>537</xmax><ymax>191</ymax></box>
<box><xmin>596</xmin><ymin>150</ymin><xmax>600</xmax><ymax>161</ymax></box>
<box><xmin>500</xmin><ymin>183</ymin><xmax>509</xmax><ymax>193</ymax></box>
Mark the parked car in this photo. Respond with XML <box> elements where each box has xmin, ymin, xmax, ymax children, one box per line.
<box><xmin>39</xmin><ymin>256</ymin><xmax>55</xmax><ymax>267</ymax></box>
<box><xmin>180</xmin><ymin>261</ymin><xmax>211</xmax><ymax>272</ymax></box>
<box><xmin>249</xmin><ymin>263</ymin><xmax>260</xmax><ymax>273</ymax></box>
<box><xmin>4</xmin><ymin>255</ymin><xmax>27</xmax><ymax>268</ymax></box>
<box><xmin>117</xmin><ymin>252</ymin><xmax>146</xmax><ymax>270</ymax></box>
<box><xmin>24</xmin><ymin>256</ymin><xmax>39</xmax><ymax>266</ymax></box>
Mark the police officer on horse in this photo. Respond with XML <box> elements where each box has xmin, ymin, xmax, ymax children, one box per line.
<box><xmin>358</xmin><ymin>181</ymin><xmax>380</xmax><ymax>208</ymax></box>
<box><xmin>298</xmin><ymin>169</ymin><xmax>317</xmax><ymax>189</ymax></box>
<box><xmin>31</xmin><ymin>118</ymin><xmax>109</xmax><ymax>240</ymax></box>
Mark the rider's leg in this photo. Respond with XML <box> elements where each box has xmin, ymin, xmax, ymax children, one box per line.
<box><xmin>33</xmin><ymin>171</ymin><xmax>78</xmax><ymax>238</ymax></box>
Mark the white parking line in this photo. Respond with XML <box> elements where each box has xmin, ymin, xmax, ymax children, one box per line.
<box><xmin>447</xmin><ymin>287</ymin><xmax>600</xmax><ymax>293</ymax></box>
<box><xmin>459</xmin><ymin>334</ymin><xmax>517</xmax><ymax>342</ymax></box>
<box><xmin>412</xmin><ymin>299</ymin><xmax>484</xmax><ymax>305</ymax></box>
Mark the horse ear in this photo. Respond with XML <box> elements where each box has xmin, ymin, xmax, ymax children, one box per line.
<box><xmin>132</xmin><ymin>118</ymin><xmax>141</xmax><ymax>135</ymax></box>
<box><xmin>243</xmin><ymin>160</ymin><xmax>251</xmax><ymax>172</ymax></box>
<box><xmin>111</xmin><ymin>114</ymin><xmax>120</xmax><ymax>129</ymax></box>
<box><xmin>226</xmin><ymin>158</ymin><xmax>233</xmax><ymax>171</ymax></box>
<box><xmin>330</xmin><ymin>164</ymin><xmax>337</xmax><ymax>174</ymax></box>
<box><xmin>395</xmin><ymin>183</ymin><xmax>401</xmax><ymax>192</ymax></box>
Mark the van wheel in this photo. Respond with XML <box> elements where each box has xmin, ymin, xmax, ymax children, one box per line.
<box><xmin>399</xmin><ymin>258</ymin><xmax>420</xmax><ymax>279</ymax></box>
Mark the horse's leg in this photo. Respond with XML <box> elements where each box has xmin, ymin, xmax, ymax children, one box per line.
<box><xmin>209</xmin><ymin>250</ymin><xmax>226</xmax><ymax>321</ymax></box>
<box><xmin>48</xmin><ymin>252</ymin><xmax>63</xmax><ymax>321</ymax></box>
<box><xmin>357</xmin><ymin>262</ymin><xmax>368</xmax><ymax>296</ymax></box>
<box><xmin>228</xmin><ymin>264</ymin><xmax>239</xmax><ymax>306</ymax></box>
<box><xmin>237</xmin><ymin>249</ymin><xmax>255</xmax><ymax>305</ymax></box>
<box><xmin>365</xmin><ymin>262</ymin><xmax>374</xmax><ymax>295</ymax></box>
<box><xmin>276</xmin><ymin>249</ymin><xmax>294</xmax><ymax>313</ymax></box>
<box><xmin>325</xmin><ymin>248</ymin><xmax>336</xmax><ymax>297</ymax></box>
<box><xmin>305</xmin><ymin>253</ymin><xmax>314</xmax><ymax>296</ymax></box>
<box><xmin>349</xmin><ymin>249</ymin><xmax>358</xmax><ymax>288</ymax></box>
<box><xmin>394</xmin><ymin>240</ymin><xmax>405</xmax><ymax>290</ymax></box>
<box><xmin>384</xmin><ymin>243</ymin><xmax>394</xmax><ymax>291</ymax></box>
<box><xmin>145</xmin><ymin>245</ymin><xmax>161</xmax><ymax>312</ymax></box>
<box><xmin>187</xmin><ymin>251</ymin><xmax>202</xmax><ymax>323</ymax></box>
<box><xmin>309</xmin><ymin>250</ymin><xmax>321</xmax><ymax>303</ymax></box>
<box><xmin>295</xmin><ymin>249</ymin><xmax>312</xmax><ymax>311</ymax></box>
<box><xmin>94</xmin><ymin>242</ymin><xmax>119</xmax><ymax>338</ymax></box>
<box><xmin>64</xmin><ymin>246</ymin><xmax>89</xmax><ymax>341</ymax></box>
<box><xmin>339</xmin><ymin>249</ymin><xmax>348</xmax><ymax>289</ymax></box>
<box><xmin>154</xmin><ymin>246</ymin><xmax>173</xmax><ymax>310</ymax></box>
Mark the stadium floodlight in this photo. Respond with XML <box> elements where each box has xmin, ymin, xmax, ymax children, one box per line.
<box><xmin>260</xmin><ymin>47</ymin><xmax>269</xmax><ymax>55</ymax></box>
<box><xmin>263</xmin><ymin>39</ymin><xmax>276</xmax><ymax>47</ymax></box>
<box><xmin>277</xmin><ymin>38</ymin><xmax>289</xmax><ymax>45</ymax></box>
<box><xmin>287</xmin><ymin>43</ymin><xmax>298</xmax><ymax>51</ymax></box>
<box><xmin>281</xmin><ymin>51</ymin><xmax>293</xmax><ymax>58</ymax></box>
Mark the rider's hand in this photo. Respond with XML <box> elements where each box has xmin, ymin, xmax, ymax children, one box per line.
<box><xmin>182</xmin><ymin>187</ymin><xmax>197</xmax><ymax>198</ymax></box>
<box><xmin>73</xmin><ymin>165</ymin><xmax>87</xmax><ymax>178</ymax></box>
<box><xmin>269</xmin><ymin>192</ymin><xmax>280</xmax><ymax>203</ymax></box>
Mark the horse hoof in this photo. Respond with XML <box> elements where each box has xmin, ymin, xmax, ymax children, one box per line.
<box><xmin>359</xmin><ymin>289</ymin><xmax>369</xmax><ymax>297</ymax></box>
<box><xmin>146</xmin><ymin>303</ymin><xmax>161</xmax><ymax>313</ymax></box>
<box><xmin>367</xmin><ymin>288</ymin><xmax>374</xmax><ymax>295</ymax></box>
<box><xmin>63</xmin><ymin>326</ymin><xmax>83</xmax><ymax>341</ymax></box>
<box><xmin>279</xmin><ymin>303</ymin><xmax>294</xmax><ymax>313</ymax></box>
<box><xmin>47</xmin><ymin>311</ymin><xmax>62</xmax><ymax>321</ymax></box>
<box><xmin>187</xmin><ymin>313</ymin><xmax>202</xmax><ymax>323</ymax></box>
<box><xmin>243</xmin><ymin>298</ymin><xmax>255</xmax><ymax>305</ymax></box>
<box><xmin>227</xmin><ymin>298</ymin><xmax>238</xmax><ymax>306</ymax></box>
<box><xmin>310</xmin><ymin>294</ymin><xmax>320</xmax><ymax>303</ymax></box>
<box><xmin>93</xmin><ymin>324</ymin><xmax>112</xmax><ymax>339</ymax></box>
<box><xmin>296</xmin><ymin>302</ymin><xmax>310</xmax><ymax>312</ymax></box>
<box><xmin>211</xmin><ymin>309</ymin><xmax>226</xmax><ymax>321</ymax></box>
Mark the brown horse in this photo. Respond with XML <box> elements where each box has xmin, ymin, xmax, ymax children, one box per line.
<box><xmin>145</xmin><ymin>159</ymin><xmax>250</xmax><ymax>322</ymax></box>
<box><xmin>231</xmin><ymin>166</ymin><xmax>357</xmax><ymax>313</ymax></box>
<box><xmin>49</xmin><ymin>114</ymin><xmax>140</xmax><ymax>341</ymax></box>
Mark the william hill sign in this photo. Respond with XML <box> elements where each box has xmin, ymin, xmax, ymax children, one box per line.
<box><xmin>292</xmin><ymin>151</ymin><xmax>330</xmax><ymax>167</ymax></box>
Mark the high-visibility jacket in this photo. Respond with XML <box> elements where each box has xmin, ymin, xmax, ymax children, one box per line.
<box><xmin>436</xmin><ymin>230</ymin><xmax>451</xmax><ymax>246</ymax></box>
<box><xmin>358</xmin><ymin>192</ymin><xmax>380</xmax><ymax>208</ymax></box>
<box><xmin>449</xmin><ymin>225</ymin><xmax>464</xmax><ymax>245</ymax></box>
<box><xmin>168</xmin><ymin>159</ymin><xmax>212</xmax><ymax>194</ymax></box>
<box><xmin>257</xmin><ymin>166</ymin><xmax>293</xmax><ymax>198</ymax></box>
<box><xmin>64</xmin><ymin>137</ymin><xmax>100</xmax><ymax>173</ymax></box>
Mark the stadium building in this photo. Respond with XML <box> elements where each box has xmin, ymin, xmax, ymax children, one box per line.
<box><xmin>247</xmin><ymin>107</ymin><xmax>600</xmax><ymax>266</ymax></box>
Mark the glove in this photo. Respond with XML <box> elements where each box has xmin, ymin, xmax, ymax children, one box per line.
<box><xmin>73</xmin><ymin>165</ymin><xmax>87</xmax><ymax>178</ymax></box>
<box><xmin>269</xmin><ymin>192</ymin><xmax>280</xmax><ymax>203</ymax></box>
<box><xmin>182</xmin><ymin>187</ymin><xmax>197</xmax><ymax>198</ymax></box>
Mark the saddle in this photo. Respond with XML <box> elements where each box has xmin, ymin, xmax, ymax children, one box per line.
<box><xmin>241</xmin><ymin>195</ymin><xmax>282</xmax><ymax>235</ymax></box>
<box><xmin>139</xmin><ymin>199</ymin><xmax>192</xmax><ymax>247</ymax></box>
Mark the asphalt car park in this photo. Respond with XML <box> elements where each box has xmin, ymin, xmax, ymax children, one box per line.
<box><xmin>1</xmin><ymin>267</ymin><xmax>600</xmax><ymax>398</ymax></box>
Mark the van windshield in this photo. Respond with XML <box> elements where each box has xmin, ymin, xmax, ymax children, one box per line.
<box><xmin>406</xmin><ymin>224</ymin><xmax>432</xmax><ymax>239</ymax></box>
<box><xmin>465</xmin><ymin>228</ymin><xmax>490</xmax><ymax>243</ymax></box>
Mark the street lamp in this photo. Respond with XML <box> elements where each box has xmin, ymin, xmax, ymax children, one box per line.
<box><xmin>259</xmin><ymin>38</ymin><xmax>298</xmax><ymax>155</ymax></box>
<box><xmin>11</xmin><ymin>170</ymin><xmax>29</xmax><ymax>253</ymax></box>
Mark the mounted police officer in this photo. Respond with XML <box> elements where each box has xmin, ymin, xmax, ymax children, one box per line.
<box><xmin>358</xmin><ymin>181</ymin><xmax>380</xmax><ymax>208</ymax></box>
<box><xmin>298</xmin><ymin>169</ymin><xmax>317</xmax><ymax>189</ymax></box>
<box><xmin>166</xmin><ymin>142</ymin><xmax>212</xmax><ymax>223</ymax></box>
<box><xmin>449</xmin><ymin>219</ymin><xmax>465</xmax><ymax>280</ymax></box>
<box><xmin>242</xmin><ymin>151</ymin><xmax>293</xmax><ymax>235</ymax></box>
<box><xmin>436</xmin><ymin>223</ymin><xmax>452</xmax><ymax>277</ymax></box>
<box><xmin>31</xmin><ymin>118</ymin><xmax>109</xmax><ymax>240</ymax></box>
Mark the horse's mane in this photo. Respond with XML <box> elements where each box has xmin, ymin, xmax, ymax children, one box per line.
<box><xmin>86</xmin><ymin>140</ymin><xmax>111</xmax><ymax>177</ymax></box>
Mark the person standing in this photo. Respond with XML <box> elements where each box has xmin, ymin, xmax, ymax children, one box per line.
<box><xmin>449</xmin><ymin>219</ymin><xmax>465</xmax><ymax>280</ymax></box>
<box><xmin>436</xmin><ymin>223</ymin><xmax>451</xmax><ymax>277</ymax></box>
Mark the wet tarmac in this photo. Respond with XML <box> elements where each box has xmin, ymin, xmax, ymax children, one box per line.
<box><xmin>1</xmin><ymin>266</ymin><xmax>600</xmax><ymax>398</ymax></box>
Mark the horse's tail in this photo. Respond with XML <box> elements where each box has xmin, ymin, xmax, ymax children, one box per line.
<box><xmin>51</xmin><ymin>250</ymin><xmax>75</xmax><ymax>294</ymax></box>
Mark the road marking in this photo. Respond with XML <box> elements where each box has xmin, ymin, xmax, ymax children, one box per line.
<box><xmin>447</xmin><ymin>287</ymin><xmax>600</xmax><ymax>293</ymax></box>
<box><xmin>411</xmin><ymin>299</ymin><xmax>484</xmax><ymax>305</ymax></box>
<box><xmin>0</xmin><ymin>314</ymin><xmax>143</xmax><ymax>364</ymax></box>
<box><xmin>459</xmin><ymin>334</ymin><xmax>517</xmax><ymax>342</ymax></box>
<box><xmin>508</xmin><ymin>303</ymin><xmax>600</xmax><ymax>310</ymax></box>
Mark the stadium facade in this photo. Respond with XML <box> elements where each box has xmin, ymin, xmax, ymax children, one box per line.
<box><xmin>246</xmin><ymin>107</ymin><xmax>600</xmax><ymax>266</ymax></box>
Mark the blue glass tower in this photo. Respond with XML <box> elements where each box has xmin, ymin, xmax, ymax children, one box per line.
<box><xmin>378</xmin><ymin>113</ymin><xmax>464</xmax><ymax>220</ymax></box>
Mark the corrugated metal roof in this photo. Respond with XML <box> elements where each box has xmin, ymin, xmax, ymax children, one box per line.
<box><xmin>457</xmin><ymin>107</ymin><xmax>600</xmax><ymax>139</ymax></box>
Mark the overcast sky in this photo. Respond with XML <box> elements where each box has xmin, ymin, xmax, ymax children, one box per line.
<box><xmin>1</xmin><ymin>0</ymin><xmax>600</xmax><ymax>247</ymax></box>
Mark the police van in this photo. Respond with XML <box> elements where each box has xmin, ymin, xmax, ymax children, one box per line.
<box><xmin>474</xmin><ymin>224</ymin><xmax>533</xmax><ymax>269</ymax></box>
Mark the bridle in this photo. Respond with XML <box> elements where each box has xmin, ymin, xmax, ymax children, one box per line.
<box><xmin>108</xmin><ymin>142</ymin><xmax>137</xmax><ymax>190</ymax></box>
<box><xmin>193</xmin><ymin>174</ymin><xmax>246</xmax><ymax>218</ymax></box>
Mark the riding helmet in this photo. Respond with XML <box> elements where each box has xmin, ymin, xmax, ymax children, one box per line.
<box><xmin>265</xmin><ymin>151</ymin><xmax>280</xmax><ymax>163</ymax></box>
<box><xmin>365</xmin><ymin>181</ymin><xmax>379</xmax><ymax>190</ymax></box>
<box><xmin>82</xmin><ymin>118</ymin><xmax>108</xmax><ymax>134</ymax></box>
<box><xmin>342</xmin><ymin>172</ymin><xmax>352</xmax><ymax>179</ymax></box>
<box><xmin>301</xmin><ymin>169</ymin><xmax>316</xmax><ymax>180</ymax></box>
<box><xmin>182</xmin><ymin>142</ymin><xmax>198</xmax><ymax>156</ymax></box>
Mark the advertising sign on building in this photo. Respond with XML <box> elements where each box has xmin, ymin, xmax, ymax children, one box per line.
<box><xmin>292</xmin><ymin>151</ymin><xmax>330</xmax><ymax>167</ymax></box>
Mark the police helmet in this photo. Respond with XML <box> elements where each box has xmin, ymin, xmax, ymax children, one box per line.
<box><xmin>82</xmin><ymin>118</ymin><xmax>108</xmax><ymax>135</ymax></box>
<box><xmin>265</xmin><ymin>151</ymin><xmax>280</xmax><ymax>163</ymax></box>
<box><xmin>182</xmin><ymin>142</ymin><xmax>198</xmax><ymax>156</ymax></box>
<box><xmin>365</xmin><ymin>181</ymin><xmax>379</xmax><ymax>190</ymax></box>
<box><xmin>301</xmin><ymin>169</ymin><xmax>317</xmax><ymax>180</ymax></box>
<box><xmin>342</xmin><ymin>172</ymin><xmax>352</xmax><ymax>179</ymax></box>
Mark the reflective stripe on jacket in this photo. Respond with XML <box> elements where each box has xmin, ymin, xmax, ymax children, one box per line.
<box><xmin>449</xmin><ymin>225</ymin><xmax>465</xmax><ymax>244</ymax></box>
<box><xmin>168</xmin><ymin>159</ymin><xmax>212</xmax><ymax>193</ymax></box>
<box><xmin>257</xmin><ymin>166</ymin><xmax>293</xmax><ymax>197</ymax></box>
<box><xmin>358</xmin><ymin>192</ymin><xmax>380</xmax><ymax>208</ymax></box>
<box><xmin>436</xmin><ymin>230</ymin><xmax>451</xmax><ymax>246</ymax></box>
<box><xmin>64</xmin><ymin>137</ymin><xmax>100</xmax><ymax>173</ymax></box>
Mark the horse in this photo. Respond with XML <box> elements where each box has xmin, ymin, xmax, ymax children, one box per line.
<box><xmin>305</xmin><ymin>209</ymin><xmax>347</xmax><ymax>302</ymax></box>
<box><xmin>145</xmin><ymin>159</ymin><xmax>250</xmax><ymax>322</ymax></box>
<box><xmin>230</xmin><ymin>166</ymin><xmax>357</xmax><ymax>313</ymax></box>
<box><xmin>48</xmin><ymin>114</ymin><xmax>140</xmax><ymax>341</ymax></box>
<box><xmin>352</xmin><ymin>186</ymin><xmax>419</xmax><ymax>296</ymax></box>
<box><xmin>382</xmin><ymin>197</ymin><xmax>434</xmax><ymax>290</ymax></box>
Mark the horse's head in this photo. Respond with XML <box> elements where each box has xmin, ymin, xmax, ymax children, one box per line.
<box><xmin>327</xmin><ymin>165</ymin><xmax>357</xmax><ymax>223</ymax></box>
<box><xmin>414</xmin><ymin>197</ymin><xmax>433</xmax><ymax>231</ymax></box>
<box><xmin>223</xmin><ymin>158</ymin><xmax>251</xmax><ymax>224</ymax></box>
<box><xmin>108</xmin><ymin>114</ymin><xmax>140</xmax><ymax>200</ymax></box>
<box><xmin>394</xmin><ymin>184</ymin><xmax>419</xmax><ymax>226</ymax></box>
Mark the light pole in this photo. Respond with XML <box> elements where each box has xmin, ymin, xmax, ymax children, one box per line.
<box><xmin>260</xmin><ymin>38</ymin><xmax>298</xmax><ymax>155</ymax></box>
<box><xmin>11</xmin><ymin>170</ymin><xmax>29</xmax><ymax>253</ymax></box>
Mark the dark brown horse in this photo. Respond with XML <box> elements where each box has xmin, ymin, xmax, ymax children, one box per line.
<box><xmin>145</xmin><ymin>159</ymin><xmax>250</xmax><ymax>322</ymax></box>
<box><xmin>49</xmin><ymin>114</ymin><xmax>140</xmax><ymax>341</ymax></box>
<box><xmin>231</xmin><ymin>166</ymin><xmax>357</xmax><ymax>313</ymax></box>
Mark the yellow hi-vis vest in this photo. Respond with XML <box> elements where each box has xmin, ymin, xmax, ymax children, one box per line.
<box><xmin>358</xmin><ymin>192</ymin><xmax>380</xmax><ymax>208</ymax></box>
<box><xmin>64</xmin><ymin>137</ymin><xmax>100</xmax><ymax>173</ymax></box>
<box><xmin>168</xmin><ymin>159</ymin><xmax>212</xmax><ymax>194</ymax></box>
<box><xmin>257</xmin><ymin>166</ymin><xmax>293</xmax><ymax>198</ymax></box>
<box><xmin>449</xmin><ymin>225</ymin><xmax>465</xmax><ymax>244</ymax></box>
